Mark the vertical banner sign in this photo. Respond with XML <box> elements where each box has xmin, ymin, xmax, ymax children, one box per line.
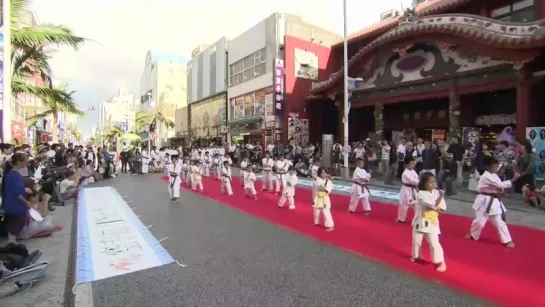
<box><xmin>274</xmin><ymin>59</ymin><xmax>284</xmax><ymax>117</ymax></box>
<box><xmin>462</xmin><ymin>127</ymin><xmax>481</xmax><ymax>161</ymax></box>
<box><xmin>526</xmin><ymin>127</ymin><xmax>545</xmax><ymax>180</ymax></box>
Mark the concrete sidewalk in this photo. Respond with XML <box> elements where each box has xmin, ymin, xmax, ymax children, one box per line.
<box><xmin>1</xmin><ymin>203</ymin><xmax>74</xmax><ymax>307</ymax></box>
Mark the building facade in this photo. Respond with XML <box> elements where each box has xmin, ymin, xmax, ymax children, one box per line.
<box><xmin>227</xmin><ymin>13</ymin><xmax>340</xmax><ymax>146</ymax></box>
<box><xmin>172</xmin><ymin>106</ymin><xmax>189</xmax><ymax>147</ymax></box>
<box><xmin>140</xmin><ymin>51</ymin><xmax>189</xmax><ymax>146</ymax></box>
<box><xmin>308</xmin><ymin>0</ymin><xmax>545</xmax><ymax>143</ymax></box>
<box><xmin>187</xmin><ymin>38</ymin><xmax>229</xmax><ymax>145</ymax></box>
<box><xmin>99</xmin><ymin>88</ymin><xmax>136</xmax><ymax>133</ymax></box>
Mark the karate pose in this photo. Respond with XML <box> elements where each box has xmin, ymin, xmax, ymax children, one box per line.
<box><xmin>412</xmin><ymin>172</ymin><xmax>447</xmax><ymax>272</ymax></box>
<box><xmin>244</xmin><ymin>164</ymin><xmax>257</xmax><ymax>199</ymax></box>
<box><xmin>191</xmin><ymin>160</ymin><xmax>204</xmax><ymax>192</ymax></box>
<box><xmin>310</xmin><ymin>158</ymin><xmax>320</xmax><ymax>202</ymax></box>
<box><xmin>398</xmin><ymin>157</ymin><xmax>419</xmax><ymax>223</ymax></box>
<box><xmin>274</xmin><ymin>154</ymin><xmax>290</xmax><ymax>195</ymax></box>
<box><xmin>167</xmin><ymin>154</ymin><xmax>182</xmax><ymax>201</ymax></box>
<box><xmin>240</xmin><ymin>157</ymin><xmax>249</xmax><ymax>187</ymax></box>
<box><xmin>466</xmin><ymin>156</ymin><xmax>520</xmax><ymax>248</ymax></box>
<box><xmin>261</xmin><ymin>152</ymin><xmax>274</xmax><ymax>191</ymax></box>
<box><xmin>141</xmin><ymin>149</ymin><xmax>150</xmax><ymax>174</ymax></box>
<box><xmin>203</xmin><ymin>151</ymin><xmax>211</xmax><ymax>177</ymax></box>
<box><xmin>181</xmin><ymin>158</ymin><xmax>189</xmax><ymax>184</ymax></box>
<box><xmin>221</xmin><ymin>161</ymin><xmax>233</xmax><ymax>196</ymax></box>
<box><xmin>348</xmin><ymin>158</ymin><xmax>372</xmax><ymax>215</ymax></box>
<box><xmin>213</xmin><ymin>154</ymin><xmax>221</xmax><ymax>180</ymax></box>
<box><xmin>151</xmin><ymin>146</ymin><xmax>160</xmax><ymax>170</ymax></box>
<box><xmin>278</xmin><ymin>166</ymin><xmax>298</xmax><ymax>210</ymax></box>
<box><xmin>313</xmin><ymin>167</ymin><xmax>334</xmax><ymax>231</ymax></box>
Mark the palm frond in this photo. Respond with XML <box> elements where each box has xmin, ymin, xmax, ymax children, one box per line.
<box><xmin>12</xmin><ymin>46</ymin><xmax>53</xmax><ymax>84</ymax></box>
<box><xmin>12</xmin><ymin>23</ymin><xmax>85</xmax><ymax>50</ymax></box>
<box><xmin>26</xmin><ymin>110</ymin><xmax>54</xmax><ymax>126</ymax></box>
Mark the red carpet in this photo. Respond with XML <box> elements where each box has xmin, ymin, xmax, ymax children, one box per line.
<box><xmin>161</xmin><ymin>176</ymin><xmax>545</xmax><ymax>306</ymax></box>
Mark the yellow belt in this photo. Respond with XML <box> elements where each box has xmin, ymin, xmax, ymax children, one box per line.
<box><xmin>313</xmin><ymin>192</ymin><xmax>329</xmax><ymax>209</ymax></box>
<box><xmin>422</xmin><ymin>210</ymin><xmax>439</xmax><ymax>226</ymax></box>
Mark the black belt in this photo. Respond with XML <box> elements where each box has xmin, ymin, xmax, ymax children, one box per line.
<box><xmin>403</xmin><ymin>184</ymin><xmax>418</xmax><ymax>200</ymax></box>
<box><xmin>480</xmin><ymin>192</ymin><xmax>506</xmax><ymax>222</ymax></box>
<box><xmin>358</xmin><ymin>184</ymin><xmax>371</xmax><ymax>195</ymax></box>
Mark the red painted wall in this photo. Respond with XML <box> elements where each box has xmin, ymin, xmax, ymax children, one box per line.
<box><xmin>284</xmin><ymin>35</ymin><xmax>333</xmax><ymax>142</ymax></box>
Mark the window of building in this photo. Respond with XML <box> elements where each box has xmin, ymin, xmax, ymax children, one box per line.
<box><xmin>491</xmin><ymin>0</ymin><xmax>535</xmax><ymax>22</ymax></box>
<box><xmin>229</xmin><ymin>48</ymin><xmax>267</xmax><ymax>87</ymax></box>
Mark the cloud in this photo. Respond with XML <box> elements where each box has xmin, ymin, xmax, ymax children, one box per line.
<box><xmin>30</xmin><ymin>0</ymin><xmax>410</xmax><ymax>136</ymax></box>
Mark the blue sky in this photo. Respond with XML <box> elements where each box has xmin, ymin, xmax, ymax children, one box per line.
<box><xmin>31</xmin><ymin>0</ymin><xmax>412</xmax><ymax>137</ymax></box>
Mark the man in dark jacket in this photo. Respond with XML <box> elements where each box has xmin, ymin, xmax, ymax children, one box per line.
<box><xmin>447</xmin><ymin>137</ymin><xmax>465</xmax><ymax>186</ymax></box>
<box><xmin>421</xmin><ymin>140</ymin><xmax>438</xmax><ymax>176</ymax></box>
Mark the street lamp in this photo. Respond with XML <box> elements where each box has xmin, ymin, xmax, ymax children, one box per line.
<box><xmin>147</xmin><ymin>92</ymin><xmax>152</xmax><ymax>156</ymax></box>
<box><xmin>342</xmin><ymin>0</ymin><xmax>365</xmax><ymax>178</ymax></box>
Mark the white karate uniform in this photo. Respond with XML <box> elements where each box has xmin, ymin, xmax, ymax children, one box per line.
<box><xmin>203</xmin><ymin>155</ymin><xmax>211</xmax><ymax>177</ymax></box>
<box><xmin>398</xmin><ymin>169</ymin><xmax>419</xmax><ymax>222</ymax></box>
<box><xmin>278</xmin><ymin>173</ymin><xmax>298</xmax><ymax>209</ymax></box>
<box><xmin>412</xmin><ymin>190</ymin><xmax>446</xmax><ymax>263</ymax></box>
<box><xmin>348</xmin><ymin>167</ymin><xmax>372</xmax><ymax>213</ymax></box>
<box><xmin>141</xmin><ymin>151</ymin><xmax>150</xmax><ymax>174</ymax></box>
<box><xmin>310</xmin><ymin>165</ymin><xmax>319</xmax><ymax>201</ymax></box>
<box><xmin>244</xmin><ymin>171</ymin><xmax>257</xmax><ymax>197</ymax></box>
<box><xmin>240</xmin><ymin>160</ymin><xmax>249</xmax><ymax>186</ymax></box>
<box><xmin>151</xmin><ymin>150</ymin><xmax>160</xmax><ymax>168</ymax></box>
<box><xmin>468</xmin><ymin>171</ymin><xmax>513</xmax><ymax>244</ymax></box>
<box><xmin>313</xmin><ymin>177</ymin><xmax>334</xmax><ymax>228</ymax></box>
<box><xmin>181</xmin><ymin>162</ymin><xmax>189</xmax><ymax>184</ymax></box>
<box><xmin>167</xmin><ymin>161</ymin><xmax>182</xmax><ymax>199</ymax></box>
<box><xmin>261</xmin><ymin>157</ymin><xmax>274</xmax><ymax>190</ymax></box>
<box><xmin>274</xmin><ymin>159</ymin><xmax>290</xmax><ymax>193</ymax></box>
<box><xmin>191</xmin><ymin>165</ymin><xmax>203</xmax><ymax>191</ymax></box>
<box><xmin>213</xmin><ymin>157</ymin><xmax>222</xmax><ymax>180</ymax></box>
<box><xmin>221</xmin><ymin>166</ymin><xmax>233</xmax><ymax>195</ymax></box>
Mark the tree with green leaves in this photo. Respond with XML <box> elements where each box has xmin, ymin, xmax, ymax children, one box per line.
<box><xmin>135</xmin><ymin>104</ymin><xmax>175</xmax><ymax>145</ymax></box>
<box><xmin>26</xmin><ymin>83</ymin><xmax>84</xmax><ymax>142</ymax></box>
<box><xmin>2</xmin><ymin>0</ymin><xmax>85</xmax><ymax>142</ymax></box>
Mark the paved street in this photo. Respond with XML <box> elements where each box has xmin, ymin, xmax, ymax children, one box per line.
<box><xmin>72</xmin><ymin>174</ymin><xmax>487</xmax><ymax>307</ymax></box>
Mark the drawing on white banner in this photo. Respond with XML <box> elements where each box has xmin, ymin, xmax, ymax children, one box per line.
<box><xmin>76</xmin><ymin>187</ymin><xmax>178</xmax><ymax>286</ymax></box>
<box><xmin>287</xmin><ymin>112</ymin><xmax>309</xmax><ymax>145</ymax></box>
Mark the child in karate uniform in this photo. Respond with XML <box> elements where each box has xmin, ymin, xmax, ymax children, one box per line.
<box><xmin>191</xmin><ymin>160</ymin><xmax>204</xmax><ymax>192</ymax></box>
<box><xmin>278</xmin><ymin>166</ymin><xmax>298</xmax><ymax>210</ymax></box>
<box><xmin>213</xmin><ymin>154</ymin><xmax>221</xmax><ymax>180</ymax></box>
<box><xmin>181</xmin><ymin>158</ymin><xmax>189</xmax><ymax>184</ymax></box>
<box><xmin>203</xmin><ymin>151</ymin><xmax>211</xmax><ymax>177</ymax></box>
<box><xmin>398</xmin><ymin>157</ymin><xmax>419</xmax><ymax>223</ymax></box>
<box><xmin>261</xmin><ymin>152</ymin><xmax>274</xmax><ymax>191</ymax></box>
<box><xmin>167</xmin><ymin>154</ymin><xmax>182</xmax><ymax>201</ymax></box>
<box><xmin>310</xmin><ymin>158</ymin><xmax>320</xmax><ymax>202</ymax></box>
<box><xmin>240</xmin><ymin>157</ymin><xmax>249</xmax><ymax>187</ymax></box>
<box><xmin>466</xmin><ymin>156</ymin><xmax>520</xmax><ymax>248</ymax></box>
<box><xmin>221</xmin><ymin>160</ymin><xmax>233</xmax><ymax>196</ymax></box>
<box><xmin>274</xmin><ymin>154</ymin><xmax>290</xmax><ymax>195</ymax></box>
<box><xmin>348</xmin><ymin>158</ymin><xmax>372</xmax><ymax>215</ymax></box>
<box><xmin>244</xmin><ymin>164</ymin><xmax>257</xmax><ymax>199</ymax></box>
<box><xmin>412</xmin><ymin>172</ymin><xmax>447</xmax><ymax>272</ymax></box>
<box><xmin>313</xmin><ymin>167</ymin><xmax>334</xmax><ymax>231</ymax></box>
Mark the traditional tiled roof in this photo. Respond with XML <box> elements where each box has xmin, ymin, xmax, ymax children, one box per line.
<box><xmin>310</xmin><ymin>14</ymin><xmax>545</xmax><ymax>95</ymax></box>
<box><xmin>331</xmin><ymin>0</ymin><xmax>478</xmax><ymax>49</ymax></box>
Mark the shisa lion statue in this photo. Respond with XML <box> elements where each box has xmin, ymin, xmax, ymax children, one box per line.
<box><xmin>404</xmin><ymin>7</ymin><xmax>417</xmax><ymax>22</ymax></box>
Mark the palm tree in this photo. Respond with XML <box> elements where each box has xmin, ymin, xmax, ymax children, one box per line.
<box><xmin>104</xmin><ymin>125</ymin><xmax>124</xmax><ymax>141</ymax></box>
<box><xmin>66</xmin><ymin>122</ymin><xmax>82</xmax><ymax>144</ymax></box>
<box><xmin>3</xmin><ymin>0</ymin><xmax>85</xmax><ymax>141</ymax></box>
<box><xmin>26</xmin><ymin>83</ymin><xmax>84</xmax><ymax>142</ymax></box>
<box><xmin>135</xmin><ymin>105</ymin><xmax>175</xmax><ymax>141</ymax></box>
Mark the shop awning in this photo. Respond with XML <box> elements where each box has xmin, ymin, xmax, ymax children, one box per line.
<box><xmin>228</xmin><ymin>117</ymin><xmax>263</xmax><ymax>126</ymax></box>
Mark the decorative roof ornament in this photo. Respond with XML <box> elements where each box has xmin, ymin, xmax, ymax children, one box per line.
<box><xmin>398</xmin><ymin>7</ymin><xmax>417</xmax><ymax>30</ymax></box>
